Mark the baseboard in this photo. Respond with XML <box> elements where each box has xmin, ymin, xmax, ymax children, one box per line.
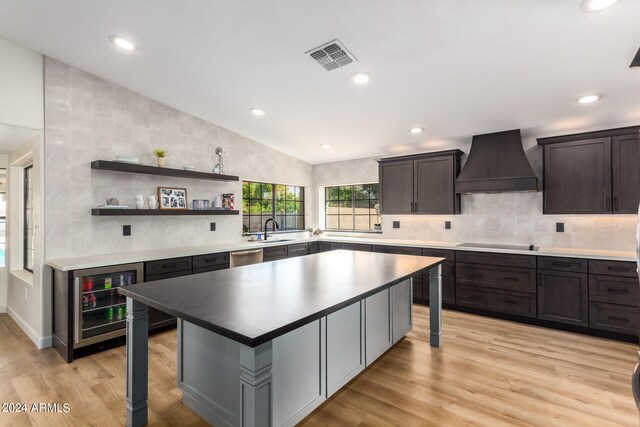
<box><xmin>7</xmin><ymin>306</ymin><xmax>52</xmax><ymax>349</ymax></box>
<box><xmin>0</xmin><ymin>305</ymin><xmax>6</xmax><ymax>313</ymax></box>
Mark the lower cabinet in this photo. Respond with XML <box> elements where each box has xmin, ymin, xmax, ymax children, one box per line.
<box><xmin>587</xmin><ymin>260</ymin><xmax>639</xmax><ymax>335</ymax></box>
<box><xmin>263</xmin><ymin>245</ymin><xmax>288</xmax><ymax>262</ymax></box>
<box><xmin>456</xmin><ymin>285</ymin><xmax>536</xmax><ymax>318</ymax></box>
<box><xmin>145</xmin><ymin>257</ymin><xmax>193</xmax><ymax>330</ymax></box>
<box><xmin>391</xmin><ymin>279</ymin><xmax>413</xmax><ymax>343</ymax></box>
<box><xmin>326</xmin><ymin>301</ymin><xmax>365</xmax><ymax>395</ymax></box>
<box><xmin>537</xmin><ymin>270</ymin><xmax>589</xmax><ymax>326</ymax></box>
<box><xmin>364</xmin><ymin>288</ymin><xmax>391</xmax><ymax>365</ymax></box>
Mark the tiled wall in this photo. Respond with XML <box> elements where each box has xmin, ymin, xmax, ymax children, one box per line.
<box><xmin>44</xmin><ymin>58</ymin><xmax>314</xmax><ymax>259</ymax></box>
<box><xmin>313</xmin><ymin>135</ymin><xmax>638</xmax><ymax>251</ymax></box>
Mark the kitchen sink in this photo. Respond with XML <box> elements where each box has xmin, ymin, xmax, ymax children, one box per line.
<box><xmin>249</xmin><ymin>238</ymin><xmax>293</xmax><ymax>244</ymax></box>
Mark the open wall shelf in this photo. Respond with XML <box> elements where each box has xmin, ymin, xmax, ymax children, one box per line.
<box><xmin>91</xmin><ymin>209</ymin><xmax>239</xmax><ymax>216</ymax></box>
<box><xmin>91</xmin><ymin>160</ymin><xmax>239</xmax><ymax>182</ymax></box>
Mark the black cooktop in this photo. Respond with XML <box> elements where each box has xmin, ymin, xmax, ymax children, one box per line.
<box><xmin>458</xmin><ymin>242</ymin><xmax>538</xmax><ymax>251</ymax></box>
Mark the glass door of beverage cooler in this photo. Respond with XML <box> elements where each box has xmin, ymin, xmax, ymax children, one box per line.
<box><xmin>73</xmin><ymin>263</ymin><xmax>144</xmax><ymax>348</ymax></box>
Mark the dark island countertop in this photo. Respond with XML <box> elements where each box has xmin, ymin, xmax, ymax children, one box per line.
<box><xmin>119</xmin><ymin>250</ymin><xmax>444</xmax><ymax>347</ymax></box>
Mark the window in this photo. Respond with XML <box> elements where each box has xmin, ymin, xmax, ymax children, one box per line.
<box><xmin>24</xmin><ymin>165</ymin><xmax>33</xmax><ymax>272</ymax></box>
<box><xmin>242</xmin><ymin>181</ymin><xmax>305</xmax><ymax>232</ymax></box>
<box><xmin>325</xmin><ymin>184</ymin><xmax>379</xmax><ymax>231</ymax></box>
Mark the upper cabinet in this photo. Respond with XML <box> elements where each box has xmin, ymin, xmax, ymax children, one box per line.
<box><xmin>538</xmin><ymin>127</ymin><xmax>639</xmax><ymax>214</ymax></box>
<box><xmin>378</xmin><ymin>150</ymin><xmax>463</xmax><ymax>215</ymax></box>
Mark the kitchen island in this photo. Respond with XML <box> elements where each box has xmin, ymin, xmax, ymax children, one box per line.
<box><xmin>119</xmin><ymin>250</ymin><xmax>444</xmax><ymax>427</ymax></box>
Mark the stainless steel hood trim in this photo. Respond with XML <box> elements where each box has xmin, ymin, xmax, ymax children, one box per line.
<box><xmin>455</xmin><ymin>129</ymin><xmax>538</xmax><ymax>194</ymax></box>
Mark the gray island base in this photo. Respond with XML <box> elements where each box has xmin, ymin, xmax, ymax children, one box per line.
<box><xmin>120</xmin><ymin>250</ymin><xmax>444</xmax><ymax>427</ymax></box>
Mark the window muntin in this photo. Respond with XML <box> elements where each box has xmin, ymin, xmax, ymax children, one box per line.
<box><xmin>24</xmin><ymin>165</ymin><xmax>33</xmax><ymax>272</ymax></box>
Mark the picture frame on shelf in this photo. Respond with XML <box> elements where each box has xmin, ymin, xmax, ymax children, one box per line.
<box><xmin>158</xmin><ymin>187</ymin><xmax>188</xmax><ymax>210</ymax></box>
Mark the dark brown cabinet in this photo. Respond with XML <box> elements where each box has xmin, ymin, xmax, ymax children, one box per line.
<box><xmin>538</xmin><ymin>127</ymin><xmax>639</xmax><ymax>214</ymax></box>
<box><xmin>378</xmin><ymin>150</ymin><xmax>463</xmax><ymax>215</ymax></box>
<box><xmin>263</xmin><ymin>245</ymin><xmax>288</xmax><ymax>262</ymax></box>
<box><xmin>145</xmin><ymin>256</ymin><xmax>193</xmax><ymax>330</ymax></box>
<box><xmin>455</xmin><ymin>251</ymin><xmax>537</xmax><ymax>318</ymax></box>
<box><xmin>371</xmin><ymin>245</ymin><xmax>424</xmax><ymax>299</ymax></box>
<box><xmin>537</xmin><ymin>270</ymin><xmax>588</xmax><ymax>326</ymax></box>
<box><xmin>420</xmin><ymin>249</ymin><xmax>455</xmax><ymax>304</ymax></box>
<box><xmin>588</xmin><ymin>259</ymin><xmax>639</xmax><ymax>335</ymax></box>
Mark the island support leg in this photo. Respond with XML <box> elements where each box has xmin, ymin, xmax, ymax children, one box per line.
<box><xmin>428</xmin><ymin>264</ymin><xmax>442</xmax><ymax>347</ymax></box>
<box><xmin>126</xmin><ymin>298</ymin><xmax>149</xmax><ymax>427</ymax></box>
<box><xmin>239</xmin><ymin>341</ymin><xmax>273</xmax><ymax>427</ymax></box>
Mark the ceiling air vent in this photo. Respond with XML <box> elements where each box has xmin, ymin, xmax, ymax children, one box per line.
<box><xmin>306</xmin><ymin>39</ymin><xmax>357</xmax><ymax>71</ymax></box>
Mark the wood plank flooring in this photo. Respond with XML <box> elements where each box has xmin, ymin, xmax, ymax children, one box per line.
<box><xmin>0</xmin><ymin>306</ymin><xmax>637</xmax><ymax>426</ymax></box>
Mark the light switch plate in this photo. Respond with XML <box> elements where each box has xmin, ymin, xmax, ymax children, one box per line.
<box><xmin>123</xmin><ymin>225</ymin><xmax>131</xmax><ymax>236</ymax></box>
<box><xmin>210</xmin><ymin>222</ymin><xmax>216</xmax><ymax>231</ymax></box>
<box><xmin>445</xmin><ymin>221</ymin><xmax>451</xmax><ymax>230</ymax></box>
<box><xmin>556</xmin><ymin>222</ymin><xmax>564</xmax><ymax>233</ymax></box>
<box><xmin>393</xmin><ymin>221</ymin><xmax>400</xmax><ymax>229</ymax></box>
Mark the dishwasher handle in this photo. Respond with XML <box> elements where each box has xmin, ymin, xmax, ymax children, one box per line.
<box><xmin>232</xmin><ymin>249</ymin><xmax>263</xmax><ymax>256</ymax></box>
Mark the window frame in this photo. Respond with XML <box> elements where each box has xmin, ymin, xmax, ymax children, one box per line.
<box><xmin>23</xmin><ymin>165</ymin><xmax>33</xmax><ymax>273</ymax></box>
<box><xmin>324</xmin><ymin>183</ymin><xmax>379</xmax><ymax>232</ymax></box>
<box><xmin>242</xmin><ymin>180</ymin><xmax>305</xmax><ymax>233</ymax></box>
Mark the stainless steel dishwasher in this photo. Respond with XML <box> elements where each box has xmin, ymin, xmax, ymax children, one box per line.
<box><xmin>229</xmin><ymin>248</ymin><xmax>264</xmax><ymax>267</ymax></box>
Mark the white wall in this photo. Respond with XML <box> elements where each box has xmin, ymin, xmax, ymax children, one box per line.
<box><xmin>313</xmin><ymin>130</ymin><xmax>638</xmax><ymax>252</ymax></box>
<box><xmin>0</xmin><ymin>38</ymin><xmax>44</xmax><ymax>130</ymax></box>
<box><xmin>44</xmin><ymin>57</ymin><xmax>314</xmax><ymax>259</ymax></box>
<box><xmin>7</xmin><ymin>133</ymin><xmax>50</xmax><ymax>348</ymax></box>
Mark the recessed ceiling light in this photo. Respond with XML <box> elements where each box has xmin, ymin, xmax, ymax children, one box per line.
<box><xmin>580</xmin><ymin>0</ymin><xmax>619</xmax><ymax>12</ymax></box>
<box><xmin>409</xmin><ymin>127</ymin><xmax>424</xmax><ymax>134</ymax></box>
<box><xmin>109</xmin><ymin>35</ymin><xmax>137</xmax><ymax>51</ymax></box>
<box><xmin>351</xmin><ymin>72</ymin><xmax>371</xmax><ymax>85</ymax></box>
<box><xmin>321</xmin><ymin>144</ymin><xmax>332</xmax><ymax>149</ymax></box>
<box><xmin>249</xmin><ymin>108</ymin><xmax>265</xmax><ymax>116</ymax></box>
<box><xmin>576</xmin><ymin>94</ymin><xmax>601</xmax><ymax>104</ymax></box>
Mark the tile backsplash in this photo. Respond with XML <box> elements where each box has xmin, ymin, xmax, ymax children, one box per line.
<box><xmin>44</xmin><ymin>57</ymin><xmax>313</xmax><ymax>259</ymax></box>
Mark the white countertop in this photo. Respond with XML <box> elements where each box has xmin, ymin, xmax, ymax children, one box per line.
<box><xmin>46</xmin><ymin>235</ymin><xmax>637</xmax><ymax>271</ymax></box>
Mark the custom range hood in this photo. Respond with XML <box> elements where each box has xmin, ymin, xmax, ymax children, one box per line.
<box><xmin>456</xmin><ymin>129</ymin><xmax>538</xmax><ymax>193</ymax></box>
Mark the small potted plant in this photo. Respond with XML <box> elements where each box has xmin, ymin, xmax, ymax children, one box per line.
<box><xmin>307</xmin><ymin>227</ymin><xmax>314</xmax><ymax>237</ymax></box>
<box><xmin>152</xmin><ymin>148</ymin><xmax>168</xmax><ymax>167</ymax></box>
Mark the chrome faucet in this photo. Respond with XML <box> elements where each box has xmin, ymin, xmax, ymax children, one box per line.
<box><xmin>263</xmin><ymin>218</ymin><xmax>279</xmax><ymax>241</ymax></box>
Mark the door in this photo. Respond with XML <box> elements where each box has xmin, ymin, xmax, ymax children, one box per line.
<box><xmin>379</xmin><ymin>160</ymin><xmax>413</xmax><ymax>214</ymax></box>
<box><xmin>538</xmin><ymin>270</ymin><xmax>588</xmax><ymax>326</ymax></box>
<box><xmin>414</xmin><ymin>156</ymin><xmax>458</xmax><ymax>214</ymax></box>
<box><xmin>543</xmin><ymin>138</ymin><xmax>612</xmax><ymax>214</ymax></box>
<box><xmin>612</xmin><ymin>134</ymin><xmax>640</xmax><ymax>214</ymax></box>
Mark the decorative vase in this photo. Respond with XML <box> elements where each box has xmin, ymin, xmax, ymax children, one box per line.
<box><xmin>156</xmin><ymin>157</ymin><xmax>166</xmax><ymax>168</ymax></box>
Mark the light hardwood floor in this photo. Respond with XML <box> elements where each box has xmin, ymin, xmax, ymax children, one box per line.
<box><xmin>0</xmin><ymin>306</ymin><xmax>637</xmax><ymax>426</ymax></box>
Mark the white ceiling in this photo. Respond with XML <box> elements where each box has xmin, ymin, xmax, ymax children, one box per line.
<box><xmin>0</xmin><ymin>0</ymin><xmax>638</xmax><ymax>164</ymax></box>
<box><xmin>0</xmin><ymin>123</ymin><xmax>39</xmax><ymax>154</ymax></box>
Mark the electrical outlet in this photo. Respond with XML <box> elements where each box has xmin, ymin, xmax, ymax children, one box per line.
<box><xmin>210</xmin><ymin>222</ymin><xmax>216</xmax><ymax>231</ymax></box>
<box><xmin>123</xmin><ymin>225</ymin><xmax>131</xmax><ymax>236</ymax></box>
<box><xmin>445</xmin><ymin>221</ymin><xmax>451</xmax><ymax>230</ymax></box>
<box><xmin>556</xmin><ymin>222</ymin><xmax>564</xmax><ymax>233</ymax></box>
<box><xmin>393</xmin><ymin>221</ymin><xmax>400</xmax><ymax>229</ymax></box>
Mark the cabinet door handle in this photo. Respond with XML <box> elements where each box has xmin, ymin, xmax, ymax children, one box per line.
<box><xmin>607</xmin><ymin>287</ymin><xmax>629</xmax><ymax>294</ymax></box>
<box><xmin>608</xmin><ymin>315</ymin><xmax>629</xmax><ymax>322</ymax></box>
<box><xmin>503</xmin><ymin>299</ymin><xmax>518</xmax><ymax>305</ymax></box>
<box><xmin>608</xmin><ymin>266</ymin><xmax>630</xmax><ymax>272</ymax></box>
<box><xmin>552</xmin><ymin>262</ymin><xmax>572</xmax><ymax>268</ymax></box>
<box><xmin>469</xmin><ymin>294</ymin><xmax>481</xmax><ymax>301</ymax></box>
<box><xmin>163</xmin><ymin>263</ymin><xmax>177</xmax><ymax>269</ymax></box>
<box><xmin>468</xmin><ymin>273</ymin><xmax>483</xmax><ymax>279</ymax></box>
<box><xmin>503</xmin><ymin>277</ymin><xmax>519</xmax><ymax>282</ymax></box>
<box><xmin>614</xmin><ymin>197</ymin><xmax>619</xmax><ymax>211</ymax></box>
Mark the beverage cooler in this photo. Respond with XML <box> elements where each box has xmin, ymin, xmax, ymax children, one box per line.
<box><xmin>73</xmin><ymin>263</ymin><xmax>144</xmax><ymax>347</ymax></box>
<box><xmin>52</xmin><ymin>262</ymin><xmax>144</xmax><ymax>362</ymax></box>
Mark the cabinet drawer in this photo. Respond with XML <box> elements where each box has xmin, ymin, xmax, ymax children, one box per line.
<box><xmin>589</xmin><ymin>260</ymin><xmax>638</xmax><ymax>278</ymax></box>
<box><xmin>371</xmin><ymin>245</ymin><xmax>421</xmax><ymax>256</ymax></box>
<box><xmin>287</xmin><ymin>243</ymin><xmax>309</xmax><ymax>258</ymax></box>
<box><xmin>538</xmin><ymin>257</ymin><xmax>587</xmax><ymax>273</ymax></box>
<box><xmin>422</xmin><ymin>248</ymin><xmax>455</xmax><ymax>262</ymax></box>
<box><xmin>145</xmin><ymin>257</ymin><xmax>192</xmax><ymax>276</ymax></box>
<box><xmin>589</xmin><ymin>274</ymin><xmax>639</xmax><ymax>305</ymax></box>
<box><xmin>342</xmin><ymin>243</ymin><xmax>372</xmax><ymax>252</ymax></box>
<box><xmin>589</xmin><ymin>302</ymin><xmax>638</xmax><ymax>335</ymax></box>
<box><xmin>193</xmin><ymin>264</ymin><xmax>228</xmax><ymax>275</ymax></box>
<box><xmin>456</xmin><ymin>251</ymin><xmax>536</xmax><ymax>268</ymax></box>
<box><xmin>263</xmin><ymin>245</ymin><xmax>288</xmax><ymax>261</ymax></box>
<box><xmin>456</xmin><ymin>285</ymin><xmax>536</xmax><ymax>318</ymax></box>
<box><xmin>456</xmin><ymin>263</ymin><xmax>536</xmax><ymax>293</ymax></box>
<box><xmin>145</xmin><ymin>269</ymin><xmax>191</xmax><ymax>282</ymax></box>
<box><xmin>192</xmin><ymin>252</ymin><xmax>229</xmax><ymax>270</ymax></box>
